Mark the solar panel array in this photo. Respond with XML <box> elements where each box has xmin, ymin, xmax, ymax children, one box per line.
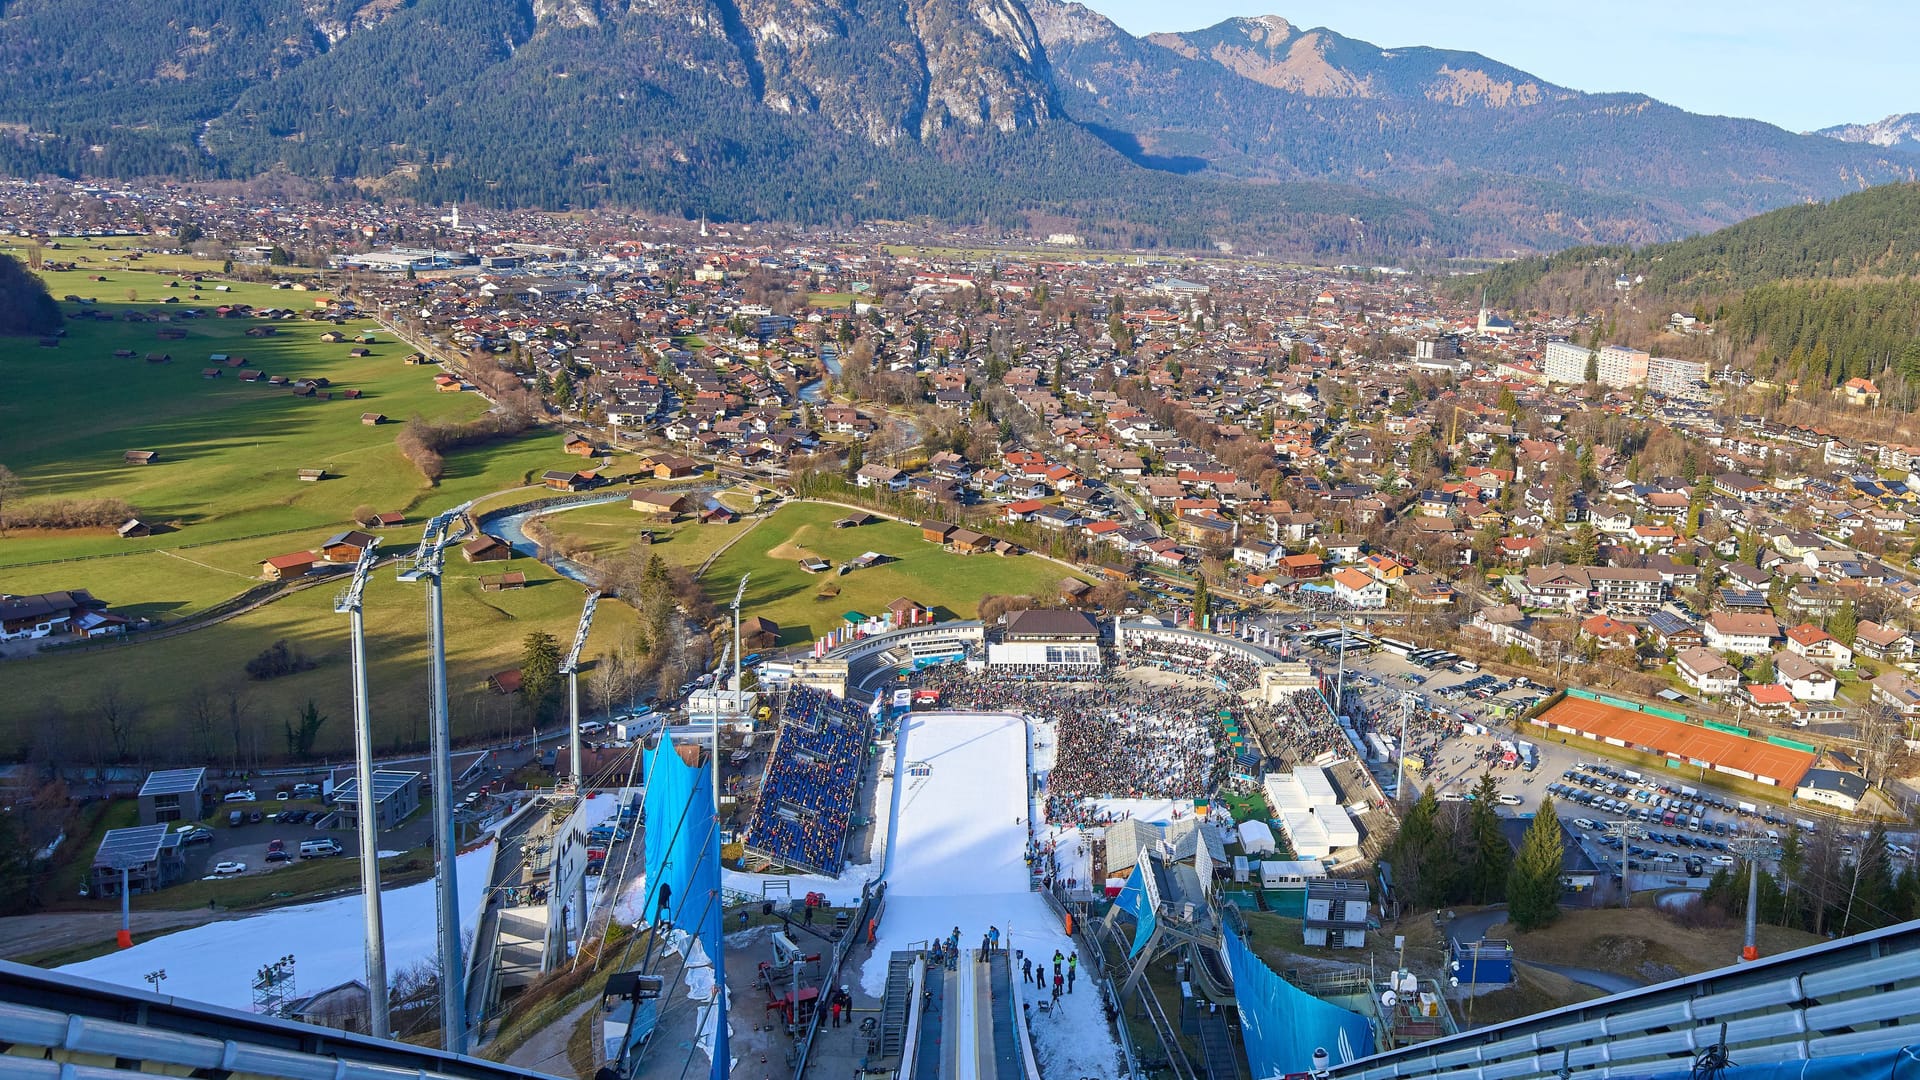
<box><xmin>136</xmin><ymin>768</ymin><xmax>206</xmax><ymax>797</ymax></box>
<box><xmin>93</xmin><ymin>824</ymin><xmax>169</xmax><ymax>869</ymax></box>
<box><xmin>332</xmin><ymin>769</ymin><xmax>421</xmax><ymax>805</ymax></box>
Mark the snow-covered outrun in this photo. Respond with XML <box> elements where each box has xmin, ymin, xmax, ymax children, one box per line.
<box><xmin>852</xmin><ymin>711</ymin><xmax>1125</xmax><ymax>1078</ymax></box>
<box><xmin>62</xmin><ymin>845</ymin><xmax>496</xmax><ymax>1011</ymax></box>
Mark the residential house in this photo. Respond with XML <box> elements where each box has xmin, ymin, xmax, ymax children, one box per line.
<box><xmin>855</xmin><ymin>464</ymin><xmax>908</xmax><ymax>492</ymax></box>
<box><xmin>1784</xmin><ymin>623</ymin><xmax>1854</xmax><ymax>668</ymax></box>
<box><xmin>1704</xmin><ymin>611</ymin><xmax>1780</xmax><ymax>656</ymax></box>
<box><xmin>1854</xmin><ymin>621</ymin><xmax>1913</xmax><ymax>662</ymax></box>
<box><xmin>1330</xmin><ymin>568</ymin><xmax>1388</xmax><ymax>609</ymax></box>
<box><xmin>1772</xmin><ymin>652</ymin><xmax>1838</xmax><ymax>702</ymax></box>
<box><xmin>1586</xmin><ymin>566</ymin><xmax>1665</xmax><ymax>615</ymax></box>
<box><xmin>1579</xmin><ymin>614</ymin><xmax>1638</xmax><ymax>649</ymax></box>
<box><xmin>1676</xmin><ymin>648</ymin><xmax>1742</xmax><ymax>696</ymax></box>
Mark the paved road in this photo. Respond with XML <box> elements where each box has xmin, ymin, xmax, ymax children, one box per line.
<box><xmin>0</xmin><ymin>909</ymin><xmax>243</xmax><ymax>961</ymax></box>
<box><xmin>1530</xmin><ymin>962</ymin><xmax>1640</xmax><ymax>995</ymax></box>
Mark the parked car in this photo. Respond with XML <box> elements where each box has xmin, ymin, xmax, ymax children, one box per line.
<box><xmin>265</xmin><ymin>850</ymin><xmax>293</xmax><ymax>864</ymax></box>
<box><xmin>181</xmin><ymin>827</ymin><xmax>213</xmax><ymax>844</ymax></box>
<box><xmin>248</xmin><ymin>811</ymin><xmax>263</xmax><ymax>824</ymax></box>
<box><xmin>223</xmin><ymin>790</ymin><xmax>256</xmax><ymax>803</ymax></box>
<box><xmin>213</xmin><ymin>861</ymin><xmax>247</xmax><ymax>875</ymax></box>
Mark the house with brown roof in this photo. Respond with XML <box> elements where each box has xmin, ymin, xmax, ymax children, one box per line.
<box><xmin>261</xmin><ymin>552</ymin><xmax>317</xmax><ymax>580</ymax></box>
<box><xmin>631</xmin><ymin>491</ymin><xmax>691</xmax><ymax>519</ymax></box>
<box><xmin>461</xmin><ymin>535</ymin><xmax>511</xmax><ymax>562</ymax></box>
<box><xmin>948</xmin><ymin>528</ymin><xmax>991</xmax><ymax>554</ymax></box>
<box><xmin>319</xmin><ymin>530</ymin><xmax>378</xmax><ymax>564</ymax></box>
<box><xmin>1704</xmin><ymin>611</ymin><xmax>1780</xmax><ymax>656</ymax></box>
<box><xmin>1784</xmin><ymin>623</ymin><xmax>1853</xmax><ymax>668</ymax></box>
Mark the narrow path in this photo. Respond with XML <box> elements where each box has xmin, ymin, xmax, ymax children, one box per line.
<box><xmin>504</xmin><ymin>997</ymin><xmax>596</xmax><ymax>1078</ymax></box>
<box><xmin>694</xmin><ymin>511</ymin><xmax>769</xmax><ymax>578</ymax></box>
<box><xmin>156</xmin><ymin>548</ymin><xmax>259</xmax><ymax>579</ymax></box>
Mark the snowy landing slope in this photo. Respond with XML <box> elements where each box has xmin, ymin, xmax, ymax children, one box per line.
<box><xmin>64</xmin><ymin>844</ymin><xmax>496</xmax><ymax>1012</ymax></box>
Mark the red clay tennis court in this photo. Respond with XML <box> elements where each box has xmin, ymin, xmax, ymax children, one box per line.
<box><xmin>1534</xmin><ymin>695</ymin><xmax>1814</xmax><ymax>788</ymax></box>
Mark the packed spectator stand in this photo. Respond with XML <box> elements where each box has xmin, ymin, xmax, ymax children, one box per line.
<box><xmin>741</xmin><ymin>685</ymin><xmax>869</xmax><ymax>875</ymax></box>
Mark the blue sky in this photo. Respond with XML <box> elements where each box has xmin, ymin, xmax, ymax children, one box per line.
<box><xmin>1077</xmin><ymin>1</ymin><xmax>1913</xmax><ymax>132</ymax></box>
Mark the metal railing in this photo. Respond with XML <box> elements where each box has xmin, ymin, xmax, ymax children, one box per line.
<box><xmin>1331</xmin><ymin>917</ymin><xmax>1920</xmax><ymax>1080</ymax></box>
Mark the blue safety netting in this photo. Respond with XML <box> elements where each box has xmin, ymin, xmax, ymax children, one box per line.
<box><xmin>641</xmin><ymin>734</ymin><xmax>728</xmax><ymax>1080</ymax></box>
<box><xmin>1617</xmin><ymin>1046</ymin><xmax>1920</xmax><ymax>1080</ymax></box>
<box><xmin>1113</xmin><ymin>863</ymin><xmax>1158</xmax><ymax>958</ymax></box>
<box><xmin>1221</xmin><ymin>924</ymin><xmax>1373</xmax><ymax>1075</ymax></box>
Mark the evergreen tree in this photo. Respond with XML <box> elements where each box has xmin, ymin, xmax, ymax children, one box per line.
<box><xmin>1192</xmin><ymin>573</ymin><xmax>1210</xmax><ymax>627</ymax></box>
<box><xmin>843</xmin><ymin>441</ymin><xmax>865</xmax><ymax>479</ymax></box>
<box><xmin>1829</xmin><ymin>601</ymin><xmax>1858</xmax><ymax>648</ymax></box>
<box><xmin>1569</xmin><ymin>523</ymin><xmax>1599</xmax><ymax>566</ymax></box>
<box><xmin>1507</xmin><ymin>796</ymin><xmax>1565</xmax><ymax>930</ymax></box>
<box><xmin>1466</xmin><ymin>773</ymin><xmax>1511</xmax><ymax>904</ymax></box>
<box><xmin>520</xmin><ymin>631</ymin><xmax>563</xmax><ymax>702</ymax></box>
<box><xmin>1385</xmin><ymin>786</ymin><xmax>1451</xmax><ymax>911</ymax></box>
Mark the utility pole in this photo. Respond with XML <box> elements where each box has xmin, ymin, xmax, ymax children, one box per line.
<box><xmin>334</xmin><ymin>541</ymin><xmax>389</xmax><ymax>1039</ymax></box>
<box><xmin>1603</xmin><ymin>819</ymin><xmax>1646</xmax><ymax>907</ymax></box>
<box><xmin>397</xmin><ymin>503</ymin><xmax>472</xmax><ymax>1053</ymax></box>
<box><xmin>1729</xmin><ymin>836</ymin><xmax>1769</xmax><ymax>963</ymax></box>
<box><xmin>1396</xmin><ymin>692</ymin><xmax>1416</xmax><ymax>802</ymax></box>
<box><xmin>1334</xmin><ymin>615</ymin><xmax>1350</xmax><ymax>717</ymax></box>
<box><xmin>560</xmin><ymin>591</ymin><xmax>601</xmax><ymax>793</ymax></box>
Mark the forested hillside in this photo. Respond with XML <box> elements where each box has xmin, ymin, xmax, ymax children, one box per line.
<box><xmin>1478</xmin><ymin>183</ymin><xmax>1920</xmax><ymax>301</ymax></box>
<box><xmin>1471</xmin><ymin>183</ymin><xmax>1920</xmax><ymax>409</ymax></box>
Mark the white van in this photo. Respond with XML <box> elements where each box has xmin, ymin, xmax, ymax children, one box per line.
<box><xmin>578</xmin><ymin>721</ymin><xmax>607</xmax><ymax>737</ymax></box>
<box><xmin>299</xmin><ymin>838</ymin><xmax>342</xmax><ymax>859</ymax></box>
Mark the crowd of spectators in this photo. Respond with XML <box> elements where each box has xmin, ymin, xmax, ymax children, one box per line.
<box><xmin>1121</xmin><ymin>632</ymin><xmax>1265</xmax><ymax>690</ymax></box>
<box><xmin>743</xmin><ymin>685</ymin><xmax>868</xmax><ymax>874</ymax></box>
<box><xmin>1277</xmin><ymin>689</ymin><xmax>1364</xmax><ymax>765</ymax></box>
<box><xmin>916</xmin><ymin>667</ymin><xmax>1231</xmax><ymax>812</ymax></box>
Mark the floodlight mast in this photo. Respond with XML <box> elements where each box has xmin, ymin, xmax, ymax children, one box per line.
<box><xmin>724</xmin><ymin>573</ymin><xmax>749</xmax><ymax>820</ymax></box>
<box><xmin>332</xmin><ymin>540</ymin><xmax>389</xmax><ymax>1039</ymax></box>
<box><xmin>560</xmin><ymin>591</ymin><xmax>601</xmax><ymax>793</ymax></box>
<box><xmin>397</xmin><ymin>502</ymin><xmax>472</xmax><ymax>1052</ymax></box>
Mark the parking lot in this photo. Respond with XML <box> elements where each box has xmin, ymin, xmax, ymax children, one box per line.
<box><xmin>176</xmin><ymin>768</ymin><xmax>516</xmax><ymax>881</ymax></box>
<box><xmin>1268</xmin><ymin>622</ymin><xmax>1919</xmax><ymax>888</ymax></box>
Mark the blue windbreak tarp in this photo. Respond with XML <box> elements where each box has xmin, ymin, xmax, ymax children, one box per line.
<box><xmin>1113</xmin><ymin>863</ymin><xmax>1158</xmax><ymax>958</ymax></box>
<box><xmin>640</xmin><ymin>735</ymin><xmax>728</xmax><ymax>1079</ymax></box>
<box><xmin>1222</xmin><ymin>924</ymin><xmax>1373</xmax><ymax>1075</ymax></box>
<box><xmin>1616</xmin><ymin>1045</ymin><xmax>1920</xmax><ymax>1080</ymax></box>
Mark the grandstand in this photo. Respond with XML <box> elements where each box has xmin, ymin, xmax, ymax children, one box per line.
<box><xmin>741</xmin><ymin>685</ymin><xmax>870</xmax><ymax>875</ymax></box>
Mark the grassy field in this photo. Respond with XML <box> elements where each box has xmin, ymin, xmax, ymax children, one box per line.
<box><xmin>699</xmin><ymin>501</ymin><xmax>1088</xmax><ymax>645</ymax></box>
<box><xmin>0</xmin><ymin>248</ymin><xmax>660</xmax><ymax>763</ymax></box>
<box><xmin>533</xmin><ymin>499</ymin><xmax>752</xmax><ymax>570</ymax></box>
<box><xmin>1506</xmin><ymin>906</ymin><xmax>1824</xmax><ymax>983</ymax></box>
<box><xmin>1</xmin><ymin>268</ymin><xmax>574</xmax><ymax>571</ymax></box>
<box><xmin>0</xmin><ymin>548</ymin><xmax>636</xmax><ymax>761</ymax></box>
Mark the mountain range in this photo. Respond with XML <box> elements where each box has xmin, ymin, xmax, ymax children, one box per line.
<box><xmin>1816</xmin><ymin>113</ymin><xmax>1920</xmax><ymax>154</ymax></box>
<box><xmin>0</xmin><ymin>0</ymin><xmax>1913</xmax><ymax>255</ymax></box>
